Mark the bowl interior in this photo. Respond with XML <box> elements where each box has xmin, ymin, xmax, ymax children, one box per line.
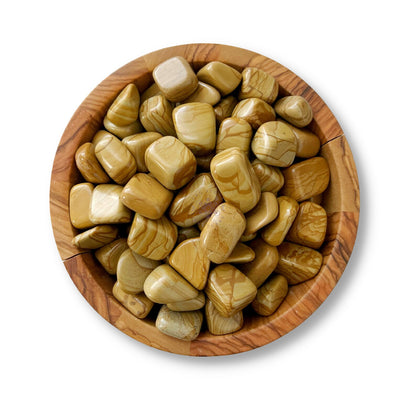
<box><xmin>50</xmin><ymin>43</ymin><xmax>360</xmax><ymax>356</ymax></box>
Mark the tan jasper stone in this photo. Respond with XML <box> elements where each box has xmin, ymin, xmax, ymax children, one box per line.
<box><xmin>238</xmin><ymin>67</ymin><xmax>279</xmax><ymax>104</ymax></box>
<box><xmin>116</xmin><ymin>248</ymin><xmax>161</xmax><ymax>294</ymax></box>
<box><xmin>113</xmin><ymin>282</ymin><xmax>153</xmax><ymax>319</ymax></box>
<box><xmin>72</xmin><ymin>225</ymin><xmax>118</xmax><ymax>249</ymax></box>
<box><xmin>167</xmin><ymin>292</ymin><xmax>206</xmax><ymax>312</ymax></box>
<box><xmin>169</xmin><ymin>173</ymin><xmax>223</xmax><ymax>227</ymax></box>
<box><xmin>197</xmin><ymin>61</ymin><xmax>242</xmax><ymax>96</ymax></box>
<box><xmin>75</xmin><ymin>142</ymin><xmax>110</xmax><ymax>184</ymax></box>
<box><xmin>127</xmin><ymin>214</ymin><xmax>177</xmax><ymax>260</ymax></box>
<box><xmin>168</xmin><ymin>237</ymin><xmax>210</xmax><ymax>290</ymax></box>
<box><xmin>214</xmin><ymin>96</ymin><xmax>238</xmax><ymax>125</ymax></box>
<box><xmin>243</xmin><ymin>192</ymin><xmax>279</xmax><ymax>236</ymax></box>
<box><xmin>216</xmin><ymin>117</ymin><xmax>252</xmax><ymax>155</ymax></box>
<box><xmin>286</xmin><ymin>201</ymin><xmax>327</xmax><ymax>249</ymax></box>
<box><xmin>121</xmin><ymin>173</ymin><xmax>173</xmax><ymax>220</ymax></box>
<box><xmin>280</xmin><ymin>157</ymin><xmax>330</xmax><ymax>202</ymax></box>
<box><xmin>252</xmin><ymin>274</ymin><xmax>288</xmax><ymax>316</ymax></box>
<box><xmin>172</xmin><ymin>102</ymin><xmax>217</xmax><ymax>156</ymax></box>
<box><xmin>103</xmin><ymin>116</ymin><xmax>143</xmax><ymax>139</ymax></box>
<box><xmin>205</xmin><ymin>264</ymin><xmax>257</xmax><ymax>317</ymax></box>
<box><xmin>139</xmin><ymin>95</ymin><xmax>176</xmax><ymax>136</ymax></box>
<box><xmin>144</xmin><ymin>136</ymin><xmax>197</xmax><ymax>190</ymax></box>
<box><xmin>262</xmin><ymin>196</ymin><xmax>299</xmax><ymax>246</ymax></box>
<box><xmin>205</xmin><ymin>298</ymin><xmax>243</xmax><ymax>335</ymax></box>
<box><xmin>210</xmin><ymin>147</ymin><xmax>261</xmax><ymax>213</ymax></box>
<box><xmin>152</xmin><ymin>56</ymin><xmax>198</xmax><ymax>102</ymax></box>
<box><xmin>95</xmin><ymin>238</ymin><xmax>128</xmax><ymax>275</ymax></box>
<box><xmin>274</xmin><ymin>95</ymin><xmax>313</xmax><ymax>128</ymax></box>
<box><xmin>156</xmin><ymin>305</ymin><xmax>203</xmax><ymax>341</ymax></box>
<box><xmin>279</xmin><ymin>120</ymin><xmax>320</xmax><ymax>158</ymax></box>
<box><xmin>231</xmin><ymin>98</ymin><xmax>276</xmax><ymax>129</ymax></box>
<box><xmin>199</xmin><ymin>203</ymin><xmax>246</xmax><ymax>264</ymax></box>
<box><xmin>275</xmin><ymin>242</ymin><xmax>323</xmax><ymax>285</ymax></box>
<box><xmin>182</xmin><ymin>81</ymin><xmax>221</xmax><ymax>106</ymax></box>
<box><xmin>144</xmin><ymin>264</ymin><xmax>199</xmax><ymax>304</ymax></box>
<box><xmin>251</xmin><ymin>159</ymin><xmax>285</xmax><ymax>194</ymax></box>
<box><xmin>69</xmin><ymin>183</ymin><xmax>95</xmax><ymax>229</ymax></box>
<box><xmin>251</xmin><ymin>120</ymin><xmax>297</xmax><ymax>167</ymax></box>
<box><xmin>106</xmin><ymin>83</ymin><xmax>140</xmax><ymax>127</ymax></box>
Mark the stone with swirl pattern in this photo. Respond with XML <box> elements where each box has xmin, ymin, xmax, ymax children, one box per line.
<box><xmin>95</xmin><ymin>238</ymin><xmax>128</xmax><ymax>275</ymax></box>
<box><xmin>112</xmin><ymin>282</ymin><xmax>153</xmax><ymax>319</ymax></box>
<box><xmin>197</xmin><ymin>61</ymin><xmax>242</xmax><ymax>96</ymax></box>
<box><xmin>251</xmin><ymin>274</ymin><xmax>288</xmax><ymax>316</ymax></box>
<box><xmin>75</xmin><ymin>143</ymin><xmax>110</xmax><ymax>184</ymax></box>
<box><xmin>251</xmin><ymin>159</ymin><xmax>285</xmax><ymax>194</ymax></box>
<box><xmin>139</xmin><ymin>94</ymin><xmax>176</xmax><ymax>136</ymax></box>
<box><xmin>274</xmin><ymin>95</ymin><xmax>313</xmax><ymax>128</ymax></box>
<box><xmin>167</xmin><ymin>292</ymin><xmax>206</xmax><ymax>312</ymax></box>
<box><xmin>182</xmin><ymin>81</ymin><xmax>221</xmax><ymax>106</ymax></box>
<box><xmin>216</xmin><ymin>117</ymin><xmax>252</xmax><ymax>155</ymax></box>
<box><xmin>205</xmin><ymin>298</ymin><xmax>243</xmax><ymax>335</ymax></box>
<box><xmin>238</xmin><ymin>67</ymin><xmax>279</xmax><ymax>104</ymax></box>
<box><xmin>231</xmin><ymin>97</ymin><xmax>276</xmax><ymax>129</ymax></box>
<box><xmin>106</xmin><ymin>83</ymin><xmax>140</xmax><ymax>127</ymax></box>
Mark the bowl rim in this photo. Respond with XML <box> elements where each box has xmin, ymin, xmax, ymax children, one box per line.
<box><xmin>50</xmin><ymin>43</ymin><xmax>360</xmax><ymax>356</ymax></box>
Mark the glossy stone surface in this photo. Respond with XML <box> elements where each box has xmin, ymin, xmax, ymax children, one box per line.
<box><xmin>275</xmin><ymin>242</ymin><xmax>323</xmax><ymax>285</ymax></box>
<box><xmin>69</xmin><ymin>183</ymin><xmax>95</xmax><ymax>229</ymax></box>
<box><xmin>280</xmin><ymin>157</ymin><xmax>330</xmax><ymax>201</ymax></box>
<box><xmin>144</xmin><ymin>264</ymin><xmax>199</xmax><ymax>304</ymax></box>
<box><xmin>280</xmin><ymin>120</ymin><xmax>321</xmax><ymax>158</ymax></box>
<box><xmin>251</xmin><ymin>274</ymin><xmax>288</xmax><ymax>316</ymax></box>
<box><xmin>177</xmin><ymin>226</ymin><xmax>200</xmax><ymax>244</ymax></box>
<box><xmin>199</xmin><ymin>203</ymin><xmax>246</xmax><ymax>264</ymax></box>
<box><xmin>139</xmin><ymin>94</ymin><xmax>176</xmax><ymax>136</ymax></box>
<box><xmin>122</xmin><ymin>132</ymin><xmax>162</xmax><ymax>172</ymax></box>
<box><xmin>286</xmin><ymin>201</ymin><xmax>327</xmax><ymax>249</ymax></box>
<box><xmin>168</xmin><ymin>237</ymin><xmax>210</xmax><ymax>290</ymax></box>
<box><xmin>89</xmin><ymin>184</ymin><xmax>132</xmax><ymax>225</ymax></box>
<box><xmin>94</xmin><ymin>131</ymin><xmax>137</xmax><ymax>185</ymax></box>
<box><xmin>182</xmin><ymin>81</ymin><xmax>221</xmax><ymax>106</ymax></box>
<box><xmin>197</xmin><ymin>61</ymin><xmax>242</xmax><ymax>96</ymax></box>
<box><xmin>238</xmin><ymin>67</ymin><xmax>279</xmax><ymax>104</ymax></box>
<box><xmin>156</xmin><ymin>305</ymin><xmax>203</xmax><ymax>341</ymax></box>
<box><xmin>239</xmin><ymin>238</ymin><xmax>280</xmax><ymax>288</ymax></box>
<box><xmin>140</xmin><ymin>83</ymin><xmax>162</xmax><ymax>103</ymax></box>
<box><xmin>95</xmin><ymin>238</ymin><xmax>128</xmax><ymax>275</ymax></box>
<box><xmin>75</xmin><ymin>142</ymin><xmax>110</xmax><ymax>184</ymax></box>
<box><xmin>214</xmin><ymin>96</ymin><xmax>238</xmax><ymax>125</ymax></box>
<box><xmin>103</xmin><ymin>116</ymin><xmax>143</xmax><ymax>139</ymax></box>
<box><xmin>168</xmin><ymin>173</ymin><xmax>222</xmax><ymax>227</ymax></box>
<box><xmin>216</xmin><ymin>117</ymin><xmax>252</xmax><ymax>155</ymax></box>
<box><xmin>274</xmin><ymin>95</ymin><xmax>313</xmax><ymax>128</ymax></box>
<box><xmin>244</xmin><ymin>192</ymin><xmax>279</xmax><ymax>236</ymax></box>
<box><xmin>72</xmin><ymin>225</ymin><xmax>118</xmax><ymax>249</ymax></box>
<box><xmin>205</xmin><ymin>298</ymin><xmax>243</xmax><ymax>335</ymax></box>
<box><xmin>144</xmin><ymin>136</ymin><xmax>197</xmax><ymax>190</ymax></box>
<box><xmin>261</xmin><ymin>196</ymin><xmax>299</xmax><ymax>246</ymax></box>
<box><xmin>116</xmin><ymin>248</ymin><xmax>161</xmax><ymax>293</ymax></box>
<box><xmin>210</xmin><ymin>147</ymin><xmax>261</xmax><ymax>213</ymax></box>
<box><xmin>224</xmin><ymin>242</ymin><xmax>255</xmax><ymax>263</ymax></box>
<box><xmin>106</xmin><ymin>83</ymin><xmax>140</xmax><ymax>127</ymax></box>
<box><xmin>127</xmin><ymin>213</ymin><xmax>177</xmax><ymax>260</ymax></box>
<box><xmin>167</xmin><ymin>292</ymin><xmax>205</xmax><ymax>312</ymax></box>
<box><xmin>113</xmin><ymin>282</ymin><xmax>153</xmax><ymax>319</ymax></box>
<box><xmin>251</xmin><ymin>159</ymin><xmax>284</xmax><ymax>194</ymax></box>
<box><xmin>231</xmin><ymin>98</ymin><xmax>276</xmax><ymax>129</ymax></box>
<box><xmin>205</xmin><ymin>264</ymin><xmax>257</xmax><ymax>317</ymax></box>
<box><xmin>172</xmin><ymin>102</ymin><xmax>216</xmax><ymax>156</ymax></box>
<box><xmin>153</xmin><ymin>56</ymin><xmax>198</xmax><ymax>102</ymax></box>
<box><xmin>251</xmin><ymin>120</ymin><xmax>297</xmax><ymax>167</ymax></box>
<box><xmin>121</xmin><ymin>173</ymin><xmax>173</xmax><ymax>220</ymax></box>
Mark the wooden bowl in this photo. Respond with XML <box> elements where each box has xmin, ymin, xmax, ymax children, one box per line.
<box><xmin>50</xmin><ymin>43</ymin><xmax>360</xmax><ymax>356</ymax></box>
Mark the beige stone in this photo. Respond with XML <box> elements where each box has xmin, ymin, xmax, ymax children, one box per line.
<box><xmin>214</xmin><ymin>95</ymin><xmax>238</xmax><ymax>125</ymax></box>
<box><xmin>197</xmin><ymin>61</ymin><xmax>242</xmax><ymax>95</ymax></box>
<box><xmin>252</xmin><ymin>274</ymin><xmax>288</xmax><ymax>316</ymax></box>
<box><xmin>251</xmin><ymin>159</ymin><xmax>284</xmax><ymax>194</ymax></box>
<box><xmin>69</xmin><ymin>183</ymin><xmax>95</xmax><ymax>229</ymax></box>
<box><xmin>113</xmin><ymin>282</ymin><xmax>153</xmax><ymax>319</ymax></box>
<box><xmin>244</xmin><ymin>192</ymin><xmax>279</xmax><ymax>236</ymax></box>
<box><xmin>224</xmin><ymin>243</ymin><xmax>255</xmax><ymax>264</ymax></box>
<box><xmin>106</xmin><ymin>83</ymin><xmax>140</xmax><ymax>126</ymax></box>
<box><xmin>75</xmin><ymin>142</ymin><xmax>110</xmax><ymax>184</ymax></box>
<box><xmin>274</xmin><ymin>95</ymin><xmax>313</xmax><ymax>128</ymax></box>
<box><xmin>216</xmin><ymin>117</ymin><xmax>252</xmax><ymax>155</ymax></box>
<box><xmin>95</xmin><ymin>238</ymin><xmax>128</xmax><ymax>275</ymax></box>
<box><xmin>205</xmin><ymin>298</ymin><xmax>243</xmax><ymax>335</ymax></box>
<box><xmin>139</xmin><ymin>94</ymin><xmax>176</xmax><ymax>136</ymax></box>
<box><xmin>167</xmin><ymin>292</ymin><xmax>206</xmax><ymax>312</ymax></box>
<box><xmin>182</xmin><ymin>81</ymin><xmax>221</xmax><ymax>106</ymax></box>
<box><xmin>238</xmin><ymin>67</ymin><xmax>279</xmax><ymax>104</ymax></box>
<box><xmin>231</xmin><ymin>98</ymin><xmax>275</xmax><ymax>129</ymax></box>
<box><xmin>72</xmin><ymin>225</ymin><xmax>118</xmax><ymax>249</ymax></box>
<box><xmin>103</xmin><ymin>116</ymin><xmax>143</xmax><ymax>139</ymax></box>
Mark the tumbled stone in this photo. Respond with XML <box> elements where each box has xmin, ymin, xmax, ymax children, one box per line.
<box><xmin>214</xmin><ymin>95</ymin><xmax>238</xmax><ymax>125</ymax></box>
<box><xmin>251</xmin><ymin>274</ymin><xmax>288</xmax><ymax>316</ymax></box>
<box><xmin>216</xmin><ymin>117</ymin><xmax>252</xmax><ymax>155</ymax></box>
<box><xmin>251</xmin><ymin>159</ymin><xmax>285</xmax><ymax>194</ymax></box>
<box><xmin>139</xmin><ymin>94</ymin><xmax>176</xmax><ymax>136</ymax></box>
<box><xmin>280</xmin><ymin>120</ymin><xmax>320</xmax><ymax>158</ymax></box>
<box><xmin>95</xmin><ymin>238</ymin><xmax>128</xmax><ymax>275</ymax></box>
<box><xmin>69</xmin><ymin>183</ymin><xmax>95</xmax><ymax>229</ymax></box>
<box><xmin>106</xmin><ymin>83</ymin><xmax>140</xmax><ymax>126</ymax></box>
<box><xmin>182</xmin><ymin>81</ymin><xmax>221</xmax><ymax>106</ymax></box>
<box><xmin>243</xmin><ymin>192</ymin><xmax>279</xmax><ymax>236</ymax></box>
<box><xmin>103</xmin><ymin>116</ymin><xmax>143</xmax><ymax>139</ymax></box>
<box><xmin>75</xmin><ymin>142</ymin><xmax>110</xmax><ymax>184</ymax></box>
<box><xmin>238</xmin><ymin>67</ymin><xmax>279</xmax><ymax>104</ymax></box>
<box><xmin>113</xmin><ymin>282</ymin><xmax>153</xmax><ymax>319</ymax></box>
<box><xmin>167</xmin><ymin>292</ymin><xmax>206</xmax><ymax>312</ymax></box>
<box><xmin>72</xmin><ymin>225</ymin><xmax>118</xmax><ymax>249</ymax></box>
<box><xmin>231</xmin><ymin>98</ymin><xmax>276</xmax><ymax>129</ymax></box>
<box><xmin>205</xmin><ymin>298</ymin><xmax>243</xmax><ymax>335</ymax></box>
<box><xmin>274</xmin><ymin>95</ymin><xmax>313</xmax><ymax>128</ymax></box>
<box><xmin>197</xmin><ymin>61</ymin><xmax>242</xmax><ymax>95</ymax></box>
<box><xmin>177</xmin><ymin>226</ymin><xmax>200</xmax><ymax>244</ymax></box>
<box><xmin>224</xmin><ymin>243</ymin><xmax>255</xmax><ymax>264</ymax></box>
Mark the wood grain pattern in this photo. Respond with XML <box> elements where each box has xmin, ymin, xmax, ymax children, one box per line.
<box><xmin>50</xmin><ymin>43</ymin><xmax>359</xmax><ymax>356</ymax></box>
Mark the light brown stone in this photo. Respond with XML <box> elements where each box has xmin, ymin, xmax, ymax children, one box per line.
<box><xmin>113</xmin><ymin>282</ymin><xmax>153</xmax><ymax>318</ymax></box>
<box><xmin>106</xmin><ymin>83</ymin><xmax>140</xmax><ymax>126</ymax></box>
<box><xmin>231</xmin><ymin>98</ymin><xmax>276</xmax><ymax>129</ymax></box>
<box><xmin>74</xmin><ymin>142</ymin><xmax>110</xmax><ymax>184</ymax></box>
<box><xmin>139</xmin><ymin>94</ymin><xmax>176</xmax><ymax>136</ymax></box>
<box><xmin>167</xmin><ymin>292</ymin><xmax>206</xmax><ymax>312</ymax></box>
<box><xmin>72</xmin><ymin>225</ymin><xmax>118</xmax><ymax>249</ymax></box>
<box><xmin>251</xmin><ymin>159</ymin><xmax>285</xmax><ymax>194</ymax></box>
<box><xmin>205</xmin><ymin>298</ymin><xmax>243</xmax><ymax>335</ymax></box>
<box><xmin>182</xmin><ymin>81</ymin><xmax>221</xmax><ymax>106</ymax></box>
<box><xmin>252</xmin><ymin>274</ymin><xmax>288</xmax><ymax>316</ymax></box>
<box><xmin>216</xmin><ymin>117</ymin><xmax>252</xmax><ymax>155</ymax></box>
<box><xmin>69</xmin><ymin>183</ymin><xmax>95</xmax><ymax>229</ymax></box>
<box><xmin>274</xmin><ymin>95</ymin><xmax>313</xmax><ymax>128</ymax></box>
<box><xmin>238</xmin><ymin>67</ymin><xmax>279</xmax><ymax>104</ymax></box>
<box><xmin>244</xmin><ymin>192</ymin><xmax>279</xmax><ymax>236</ymax></box>
<box><xmin>95</xmin><ymin>238</ymin><xmax>128</xmax><ymax>275</ymax></box>
<box><xmin>197</xmin><ymin>61</ymin><xmax>242</xmax><ymax>95</ymax></box>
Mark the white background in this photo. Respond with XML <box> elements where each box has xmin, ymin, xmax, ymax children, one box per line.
<box><xmin>1</xmin><ymin>1</ymin><xmax>415</xmax><ymax>415</ymax></box>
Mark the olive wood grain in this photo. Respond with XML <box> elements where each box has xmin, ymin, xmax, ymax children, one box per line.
<box><xmin>50</xmin><ymin>43</ymin><xmax>359</xmax><ymax>356</ymax></box>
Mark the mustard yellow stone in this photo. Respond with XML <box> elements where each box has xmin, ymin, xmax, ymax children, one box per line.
<box><xmin>216</xmin><ymin>117</ymin><xmax>252</xmax><ymax>155</ymax></box>
<box><xmin>231</xmin><ymin>98</ymin><xmax>276</xmax><ymax>129</ymax></box>
<box><xmin>262</xmin><ymin>196</ymin><xmax>299</xmax><ymax>246</ymax></box>
<box><xmin>139</xmin><ymin>94</ymin><xmax>176</xmax><ymax>136</ymax></box>
<box><xmin>214</xmin><ymin>96</ymin><xmax>238</xmax><ymax>125</ymax></box>
<box><xmin>156</xmin><ymin>305</ymin><xmax>203</xmax><ymax>341</ymax></box>
<box><xmin>251</xmin><ymin>120</ymin><xmax>297</xmax><ymax>167</ymax></box>
<box><xmin>182</xmin><ymin>81</ymin><xmax>221</xmax><ymax>106</ymax></box>
<box><xmin>280</xmin><ymin>120</ymin><xmax>320</xmax><ymax>158</ymax></box>
<box><xmin>199</xmin><ymin>203</ymin><xmax>246</xmax><ymax>264</ymax></box>
<box><xmin>205</xmin><ymin>264</ymin><xmax>257</xmax><ymax>318</ymax></box>
<box><xmin>75</xmin><ymin>142</ymin><xmax>110</xmax><ymax>184</ymax></box>
<box><xmin>106</xmin><ymin>83</ymin><xmax>140</xmax><ymax>126</ymax></box>
<box><xmin>252</xmin><ymin>274</ymin><xmax>288</xmax><ymax>316</ymax></box>
<box><xmin>103</xmin><ymin>116</ymin><xmax>143</xmax><ymax>139</ymax></box>
<box><xmin>121</xmin><ymin>173</ymin><xmax>173</xmax><ymax>220</ymax></box>
<box><xmin>168</xmin><ymin>237</ymin><xmax>210</xmax><ymax>290</ymax></box>
<box><xmin>238</xmin><ymin>67</ymin><xmax>279</xmax><ymax>104</ymax></box>
<box><xmin>153</xmin><ymin>56</ymin><xmax>198</xmax><ymax>102</ymax></box>
<box><xmin>167</xmin><ymin>292</ymin><xmax>206</xmax><ymax>312</ymax></box>
<box><xmin>251</xmin><ymin>159</ymin><xmax>285</xmax><ymax>194</ymax></box>
<box><xmin>144</xmin><ymin>136</ymin><xmax>197</xmax><ymax>190</ymax></box>
<box><xmin>197</xmin><ymin>61</ymin><xmax>242</xmax><ymax>96</ymax></box>
<box><xmin>244</xmin><ymin>192</ymin><xmax>279</xmax><ymax>236</ymax></box>
<box><xmin>72</xmin><ymin>225</ymin><xmax>118</xmax><ymax>249</ymax></box>
<box><xmin>274</xmin><ymin>95</ymin><xmax>313</xmax><ymax>128</ymax></box>
<box><xmin>224</xmin><ymin>243</ymin><xmax>255</xmax><ymax>264</ymax></box>
<box><xmin>127</xmin><ymin>213</ymin><xmax>177</xmax><ymax>260</ymax></box>
<box><xmin>116</xmin><ymin>248</ymin><xmax>161</xmax><ymax>294</ymax></box>
<box><xmin>69</xmin><ymin>183</ymin><xmax>95</xmax><ymax>229</ymax></box>
<box><xmin>95</xmin><ymin>238</ymin><xmax>128</xmax><ymax>275</ymax></box>
<box><xmin>172</xmin><ymin>102</ymin><xmax>216</xmax><ymax>156</ymax></box>
<box><xmin>210</xmin><ymin>147</ymin><xmax>261</xmax><ymax>213</ymax></box>
<box><xmin>113</xmin><ymin>282</ymin><xmax>153</xmax><ymax>319</ymax></box>
<box><xmin>140</xmin><ymin>83</ymin><xmax>162</xmax><ymax>103</ymax></box>
<box><xmin>144</xmin><ymin>264</ymin><xmax>199</xmax><ymax>304</ymax></box>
